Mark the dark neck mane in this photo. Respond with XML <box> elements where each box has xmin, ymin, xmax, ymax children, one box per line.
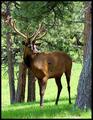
<box><xmin>23</xmin><ymin>52</ymin><xmax>40</xmax><ymax>68</ymax></box>
<box><xmin>23</xmin><ymin>55</ymin><xmax>31</xmax><ymax>68</ymax></box>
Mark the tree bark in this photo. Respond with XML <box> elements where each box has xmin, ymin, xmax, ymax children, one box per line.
<box><xmin>15</xmin><ymin>62</ymin><xmax>27</xmax><ymax>102</ymax></box>
<box><xmin>6</xmin><ymin>32</ymin><xmax>15</xmax><ymax>104</ymax></box>
<box><xmin>83</xmin><ymin>1</ymin><xmax>92</xmax><ymax>59</ymax></box>
<box><xmin>75</xmin><ymin>2</ymin><xmax>92</xmax><ymax>109</ymax></box>
<box><xmin>6</xmin><ymin>1</ymin><xmax>15</xmax><ymax>104</ymax></box>
<box><xmin>27</xmin><ymin>69</ymin><xmax>36</xmax><ymax>102</ymax></box>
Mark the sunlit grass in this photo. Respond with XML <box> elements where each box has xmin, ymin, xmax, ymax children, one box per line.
<box><xmin>2</xmin><ymin>100</ymin><xmax>91</xmax><ymax>119</ymax></box>
<box><xmin>1</xmin><ymin>63</ymin><xmax>92</xmax><ymax>118</ymax></box>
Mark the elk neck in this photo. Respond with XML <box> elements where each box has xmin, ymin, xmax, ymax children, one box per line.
<box><xmin>23</xmin><ymin>47</ymin><xmax>38</xmax><ymax>68</ymax></box>
<box><xmin>23</xmin><ymin>54</ymin><xmax>31</xmax><ymax>68</ymax></box>
<box><xmin>23</xmin><ymin>46</ymin><xmax>32</xmax><ymax>68</ymax></box>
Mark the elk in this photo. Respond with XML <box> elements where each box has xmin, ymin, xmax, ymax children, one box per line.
<box><xmin>2</xmin><ymin>13</ymin><xmax>72</xmax><ymax>107</ymax></box>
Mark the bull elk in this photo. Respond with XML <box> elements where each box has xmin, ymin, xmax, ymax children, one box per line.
<box><xmin>2</xmin><ymin>13</ymin><xmax>72</xmax><ymax>107</ymax></box>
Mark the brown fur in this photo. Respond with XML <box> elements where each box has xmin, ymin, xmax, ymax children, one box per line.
<box><xmin>1</xmin><ymin>12</ymin><xmax>72</xmax><ymax>106</ymax></box>
<box><xmin>23</xmin><ymin>47</ymin><xmax>72</xmax><ymax>106</ymax></box>
<box><xmin>30</xmin><ymin>51</ymin><xmax>72</xmax><ymax>79</ymax></box>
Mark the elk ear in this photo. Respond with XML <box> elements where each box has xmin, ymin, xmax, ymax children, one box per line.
<box><xmin>22</xmin><ymin>41</ymin><xmax>25</xmax><ymax>45</ymax></box>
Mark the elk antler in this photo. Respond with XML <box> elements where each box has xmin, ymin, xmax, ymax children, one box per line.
<box><xmin>2</xmin><ymin>11</ymin><xmax>47</xmax><ymax>42</ymax></box>
<box><xmin>35</xmin><ymin>28</ymin><xmax>47</xmax><ymax>40</ymax></box>
<box><xmin>11</xmin><ymin>21</ymin><xmax>27</xmax><ymax>39</ymax></box>
<box><xmin>2</xmin><ymin>11</ymin><xmax>27</xmax><ymax>39</ymax></box>
<box><xmin>30</xmin><ymin>23</ymin><xmax>47</xmax><ymax>42</ymax></box>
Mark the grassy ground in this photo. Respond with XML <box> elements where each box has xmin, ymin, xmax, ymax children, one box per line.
<box><xmin>1</xmin><ymin>63</ymin><xmax>92</xmax><ymax>119</ymax></box>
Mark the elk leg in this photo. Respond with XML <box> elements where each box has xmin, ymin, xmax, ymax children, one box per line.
<box><xmin>65</xmin><ymin>72</ymin><xmax>71</xmax><ymax>104</ymax></box>
<box><xmin>55</xmin><ymin>77</ymin><xmax>62</xmax><ymax>105</ymax></box>
<box><xmin>38</xmin><ymin>78</ymin><xmax>47</xmax><ymax>107</ymax></box>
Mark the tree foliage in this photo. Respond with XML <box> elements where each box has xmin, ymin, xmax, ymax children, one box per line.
<box><xmin>2</xmin><ymin>1</ymin><xmax>84</xmax><ymax>66</ymax></box>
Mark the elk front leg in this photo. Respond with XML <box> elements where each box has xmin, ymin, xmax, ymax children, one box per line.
<box><xmin>38</xmin><ymin>78</ymin><xmax>47</xmax><ymax>107</ymax></box>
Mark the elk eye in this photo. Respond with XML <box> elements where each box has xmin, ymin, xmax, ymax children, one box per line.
<box><xmin>22</xmin><ymin>41</ymin><xmax>25</xmax><ymax>45</ymax></box>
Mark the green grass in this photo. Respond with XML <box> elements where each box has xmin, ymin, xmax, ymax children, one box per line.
<box><xmin>1</xmin><ymin>63</ymin><xmax>92</xmax><ymax>119</ymax></box>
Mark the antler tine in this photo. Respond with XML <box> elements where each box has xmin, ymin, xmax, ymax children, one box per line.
<box><xmin>34</xmin><ymin>25</ymin><xmax>47</xmax><ymax>41</ymax></box>
<box><xmin>10</xmin><ymin>20</ymin><xmax>27</xmax><ymax>39</ymax></box>
<box><xmin>29</xmin><ymin>31</ymin><xmax>36</xmax><ymax>39</ymax></box>
<box><xmin>35</xmin><ymin>31</ymin><xmax>47</xmax><ymax>40</ymax></box>
<box><xmin>31</xmin><ymin>23</ymin><xmax>43</xmax><ymax>41</ymax></box>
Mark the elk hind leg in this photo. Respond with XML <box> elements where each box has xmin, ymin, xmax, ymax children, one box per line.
<box><xmin>65</xmin><ymin>71</ymin><xmax>71</xmax><ymax>104</ymax></box>
<box><xmin>55</xmin><ymin>76</ymin><xmax>62</xmax><ymax>105</ymax></box>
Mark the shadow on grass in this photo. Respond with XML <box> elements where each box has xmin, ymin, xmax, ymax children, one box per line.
<box><xmin>3</xmin><ymin>96</ymin><xmax>76</xmax><ymax>107</ymax></box>
<box><xmin>6</xmin><ymin>96</ymin><xmax>76</xmax><ymax>107</ymax></box>
<box><xmin>43</xmin><ymin>97</ymin><xmax>76</xmax><ymax>103</ymax></box>
<box><xmin>2</xmin><ymin>97</ymin><xmax>91</xmax><ymax>119</ymax></box>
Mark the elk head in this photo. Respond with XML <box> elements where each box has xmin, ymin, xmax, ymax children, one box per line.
<box><xmin>20</xmin><ymin>23</ymin><xmax>47</xmax><ymax>67</ymax></box>
<box><xmin>2</xmin><ymin>12</ymin><xmax>47</xmax><ymax>67</ymax></box>
<box><xmin>21</xmin><ymin>23</ymin><xmax>47</xmax><ymax>54</ymax></box>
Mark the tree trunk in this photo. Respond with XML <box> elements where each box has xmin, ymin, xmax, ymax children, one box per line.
<box><xmin>75</xmin><ymin>2</ymin><xmax>92</xmax><ymax>109</ymax></box>
<box><xmin>6</xmin><ymin>1</ymin><xmax>15</xmax><ymax>104</ymax></box>
<box><xmin>6</xmin><ymin>32</ymin><xmax>15</xmax><ymax>104</ymax></box>
<box><xmin>83</xmin><ymin>1</ymin><xmax>91</xmax><ymax>59</ymax></box>
<box><xmin>27</xmin><ymin>69</ymin><xmax>36</xmax><ymax>102</ymax></box>
<box><xmin>15</xmin><ymin>62</ymin><xmax>27</xmax><ymax>102</ymax></box>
